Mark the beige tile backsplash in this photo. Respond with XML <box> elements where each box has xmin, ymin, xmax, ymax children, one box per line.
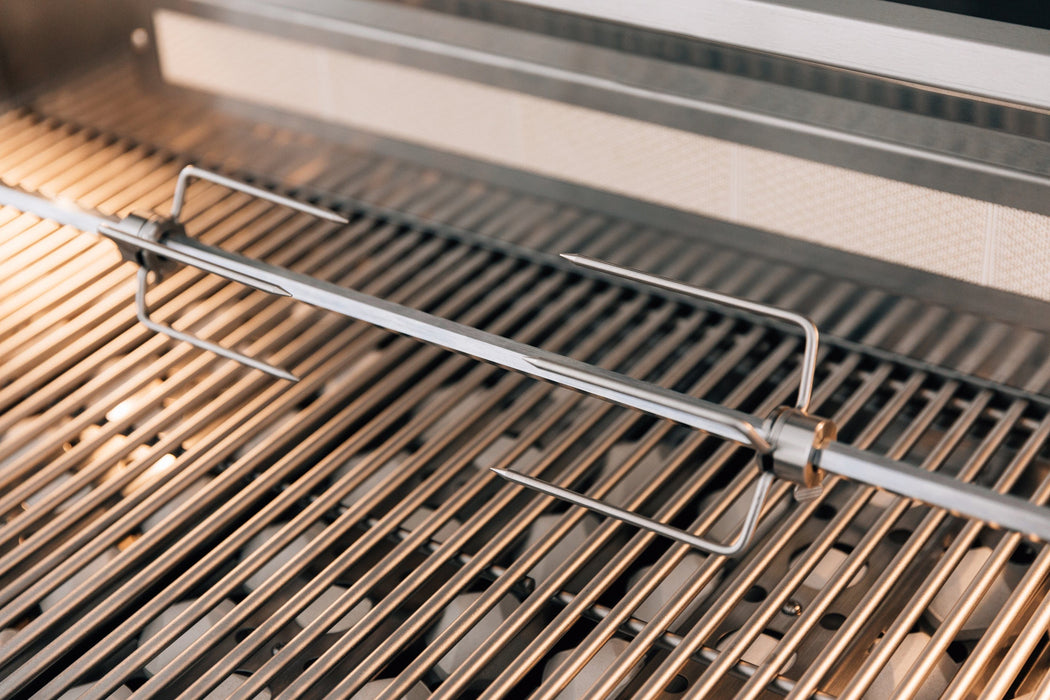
<box><xmin>735</xmin><ymin>147</ymin><xmax>990</xmax><ymax>285</ymax></box>
<box><xmin>155</xmin><ymin>10</ymin><xmax>1050</xmax><ymax>302</ymax></box>
<box><xmin>988</xmin><ymin>207</ymin><xmax>1050</xmax><ymax>300</ymax></box>
<box><xmin>516</xmin><ymin>99</ymin><xmax>735</xmax><ymax>220</ymax></box>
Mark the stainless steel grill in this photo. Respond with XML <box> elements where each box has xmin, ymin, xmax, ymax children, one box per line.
<box><xmin>4</xmin><ymin>60</ymin><xmax>1050</xmax><ymax>700</ymax></box>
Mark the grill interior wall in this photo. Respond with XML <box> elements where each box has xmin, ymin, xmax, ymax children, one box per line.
<box><xmin>1</xmin><ymin>63</ymin><xmax>1050</xmax><ymax>698</ymax></box>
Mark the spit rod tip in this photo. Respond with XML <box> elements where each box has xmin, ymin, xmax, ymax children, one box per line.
<box><xmin>321</xmin><ymin>210</ymin><xmax>351</xmax><ymax>225</ymax></box>
<box><xmin>561</xmin><ymin>253</ymin><xmax>609</xmax><ymax>273</ymax></box>
<box><xmin>491</xmin><ymin>468</ymin><xmax>558</xmax><ymax>496</ymax></box>
<box><xmin>491</xmin><ymin>467</ymin><xmax>523</xmax><ymax>483</ymax></box>
<box><xmin>271</xmin><ymin>367</ymin><xmax>300</xmax><ymax>382</ymax></box>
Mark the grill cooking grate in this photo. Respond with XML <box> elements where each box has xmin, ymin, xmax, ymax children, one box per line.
<box><xmin>2</xmin><ymin>64</ymin><xmax>1050</xmax><ymax>699</ymax></box>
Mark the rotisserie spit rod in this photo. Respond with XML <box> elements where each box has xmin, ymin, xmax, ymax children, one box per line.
<box><xmin>3</xmin><ymin>165</ymin><xmax>1048</xmax><ymax>553</ymax></box>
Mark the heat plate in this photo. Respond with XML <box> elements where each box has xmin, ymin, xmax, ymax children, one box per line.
<box><xmin>2</xmin><ymin>64</ymin><xmax>1050</xmax><ymax>699</ymax></box>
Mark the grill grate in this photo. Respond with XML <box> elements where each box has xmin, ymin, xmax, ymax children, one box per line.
<box><xmin>2</xmin><ymin>65</ymin><xmax>1050</xmax><ymax>699</ymax></box>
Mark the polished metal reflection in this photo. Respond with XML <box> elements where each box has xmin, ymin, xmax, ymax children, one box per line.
<box><xmin>3</xmin><ymin>170</ymin><xmax>1050</xmax><ymax>552</ymax></box>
